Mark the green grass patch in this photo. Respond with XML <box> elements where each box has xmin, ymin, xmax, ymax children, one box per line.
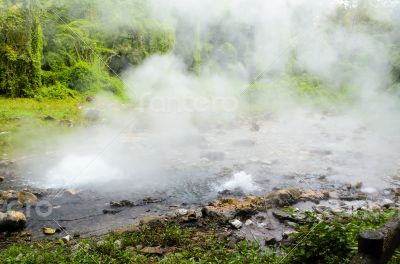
<box><xmin>0</xmin><ymin>97</ymin><xmax>82</xmax><ymax>158</ymax></box>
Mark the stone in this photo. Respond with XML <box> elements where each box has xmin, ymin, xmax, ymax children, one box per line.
<box><xmin>265</xmin><ymin>236</ymin><xmax>278</xmax><ymax>245</ymax></box>
<box><xmin>176</xmin><ymin>209</ymin><xmax>188</xmax><ymax>216</ymax></box>
<box><xmin>62</xmin><ymin>189</ymin><xmax>77</xmax><ymax>197</ymax></box>
<box><xmin>380</xmin><ymin>199</ymin><xmax>395</xmax><ymax>209</ymax></box>
<box><xmin>272</xmin><ymin>210</ymin><xmax>305</xmax><ymax>223</ymax></box>
<box><xmin>103</xmin><ymin>209</ymin><xmax>122</xmax><ymax>215</ymax></box>
<box><xmin>300</xmin><ymin>190</ymin><xmax>330</xmax><ymax>202</ymax></box>
<box><xmin>43</xmin><ymin>227</ymin><xmax>58</xmax><ymax>235</ymax></box>
<box><xmin>62</xmin><ymin>235</ymin><xmax>72</xmax><ymax>243</ymax></box>
<box><xmin>0</xmin><ymin>190</ymin><xmax>17</xmax><ymax>202</ymax></box>
<box><xmin>265</xmin><ymin>188</ymin><xmax>301</xmax><ymax>207</ymax></box>
<box><xmin>141</xmin><ymin>246</ymin><xmax>165</xmax><ymax>255</ymax></box>
<box><xmin>245</xmin><ymin>219</ymin><xmax>254</xmax><ymax>226</ymax></box>
<box><xmin>355</xmin><ymin>181</ymin><xmax>363</xmax><ymax>189</ymax></box>
<box><xmin>110</xmin><ymin>200</ymin><xmax>135</xmax><ymax>208</ymax></box>
<box><xmin>0</xmin><ymin>211</ymin><xmax>26</xmax><ymax>232</ymax></box>
<box><xmin>230</xmin><ymin>219</ymin><xmax>243</xmax><ymax>229</ymax></box>
<box><xmin>0</xmin><ymin>176</ymin><xmax>4</xmax><ymax>182</ymax></box>
<box><xmin>18</xmin><ymin>191</ymin><xmax>38</xmax><ymax>206</ymax></box>
<box><xmin>43</xmin><ymin>115</ymin><xmax>55</xmax><ymax>121</ymax></box>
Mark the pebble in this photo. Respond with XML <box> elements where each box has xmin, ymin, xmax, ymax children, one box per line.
<box><xmin>176</xmin><ymin>209</ymin><xmax>188</xmax><ymax>216</ymax></box>
<box><xmin>230</xmin><ymin>219</ymin><xmax>243</xmax><ymax>229</ymax></box>
<box><xmin>62</xmin><ymin>235</ymin><xmax>71</xmax><ymax>243</ymax></box>
<box><xmin>43</xmin><ymin>227</ymin><xmax>57</xmax><ymax>235</ymax></box>
<box><xmin>245</xmin><ymin>219</ymin><xmax>254</xmax><ymax>226</ymax></box>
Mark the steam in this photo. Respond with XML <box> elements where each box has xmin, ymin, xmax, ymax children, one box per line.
<box><xmin>27</xmin><ymin>0</ymin><xmax>400</xmax><ymax>196</ymax></box>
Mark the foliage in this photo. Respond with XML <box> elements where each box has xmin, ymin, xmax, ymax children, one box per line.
<box><xmin>1</xmin><ymin>210</ymin><xmax>400</xmax><ymax>263</ymax></box>
<box><xmin>284</xmin><ymin>209</ymin><xmax>400</xmax><ymax>264</ymax></box>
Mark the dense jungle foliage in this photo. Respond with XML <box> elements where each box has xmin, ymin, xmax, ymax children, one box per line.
<box><xmin>0</xmin><ymin>0</ymin><xmax>399</xmax><ymax>100</ymax></box>
<box><xmin>0</xmin><ymin>0</ymin><xmax>175</xmax><ymax>99</ymax></box>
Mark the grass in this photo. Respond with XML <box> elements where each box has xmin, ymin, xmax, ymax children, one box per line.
<box><xmin>0</xmin><ymin>97</ymin><xmax>83</xmax><ymax>158</ymax></box>
<box><xmin>1</xmin><ymin>209</ymin><xmax>400</xmax><ymax>264</ymax></box>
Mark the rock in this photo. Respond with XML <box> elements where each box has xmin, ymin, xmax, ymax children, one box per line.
<box><xmin>0</xmin><ymin>211</ymin><xmax>26</xmax><ymax>232</ymax></box>
<box><xmin>62</xmin><ymin>189</ymin><xmax>77</xmax><ymax>197</ymax></box>
<box><xmin>234</xmin><ymin>208</ymin><xmax>258</xmax><ymax>219</ymax></box>
<box><xmin>300</xmin><ymin>190</ymin><xmax>330</xmax><ymax>203</ymax></box>
<box><xmin>265</xmin><ymin>188</ymin><xmax>301</xmax><ymax>207</ymax></box>
<box><xmin>141</xmin><ymin>246</ymin><xmax>165</xmax><ymax>255</ymax></box>
<box><xmin>186</xmin><ymin>210</ymin><xmax>197</xmax><ymax>221</ymax></box>
<box><xmin>355</xmin><ymin>181</ymin><xmax>363</xmax><ymax>189</ymax></box>
<box><xmin>62</xmin><ymin>235</ymin><xmax>71</xmax><ymax>243</ymax></box>
<box><xmin>0</xmin><ymin>176</ymin><xmax>4</xmax><ymax>182</ymax></box>
<box><xmin>102</xmin><ymin>209</ymin><xmax>122</xmax><ymax>215</ymax></box>
<box><xmin>110</xmin><ymin>200</ymin><xmax>135</xmax><ymax>208</ymax></box>
<box><xmin>0</xmin><ymin>190</ymin><xmax>17</xmax><ymax>202</ymax></box>
<box><xmin>18</xmin><ymin>191</ymin><xmax>38</xmax><ymax>206</ymax></box>
<box><xmin>176</xmin><ymin>209</ymin><xmax>188</xmax><ymax>216</ymax></box>
<box><xmin>245</xmin><ymin>219</ymin><xmax>254</xmax><ymax>226</ymax></box>
<box><xmin>265</xmin><ymin>236</ymin><xmax>278</xmax><ymax>246</ymax></box>
<box><xmin>380</xmin><ymin>199</ymin><xmax>395</xmax><ymax>209</ymax></box>
<box><xmin>339</xmin><ymin>194</ymin><xmax>367</xmax><ymax>201</ymax></box>
<box><xmin>229</xmin><ymin>219</ymin><xmax>243</xmax><ymax>229</ymax></box>
<box><xmin>43</xmin><ymin>115</ymin><xmax>55</xmax><ymax>121</ymax></box>
<box><xmin>272</xmin><ymin>210</ymin><xmax>305</xmax><ymax>223</ymax></box>
<box><xmin>43</xmin><ymin>227</ymin><xmax>58</xmax><ymax>235</ymax></box>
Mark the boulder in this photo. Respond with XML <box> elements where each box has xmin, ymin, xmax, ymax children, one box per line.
<box><xmin>0</xmin><ymin>211</ymin><xmax>26</xmax><ymax>232</ymax></box>
<box><xmin>18</xmin><ymin>191</ymin><xmax>38</xmax><ymax>206</ymax></box>
<box><xmin>0</xmin><ymin>176</ymin><xmax>4</xmax><ymax>182</ymax></box>
<box><xmin>265</xmin><ymin>188</ymin><xmax>301</xmax><ymax>207</ymax></box>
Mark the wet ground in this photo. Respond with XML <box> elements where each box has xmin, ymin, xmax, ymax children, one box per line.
<box><xmin>1</xmin><ymin>110</ymin><xmax>400</xmax><ymax>238</ymax></box>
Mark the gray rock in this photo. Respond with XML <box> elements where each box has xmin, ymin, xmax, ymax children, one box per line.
<box><xmin>380</xmin><ymin>199</ymin><xmax>395</xmax><ymax>209</ymax></box>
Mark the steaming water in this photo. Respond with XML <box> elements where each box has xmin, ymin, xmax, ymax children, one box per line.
<box><xmin>15</xmin><ymin>108</ymin><xmax>399</xmax><ymax>204</ymax></box>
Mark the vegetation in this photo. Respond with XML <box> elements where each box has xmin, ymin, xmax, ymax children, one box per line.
<box><xmin>0</xmin><ymin>209</ymin><xmax>399</xmax><ymax>263</ymax></box>
<box><xmin>0</xmin><ymin>97</ymin><xmax>81</xmax><ymax>157</ymax></box>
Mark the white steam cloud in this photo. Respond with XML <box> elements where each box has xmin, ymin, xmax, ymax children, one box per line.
<box><xmin>26</xmin><ymin>0</ymin><xmax>400</xmax><ymax>196</ymax></box>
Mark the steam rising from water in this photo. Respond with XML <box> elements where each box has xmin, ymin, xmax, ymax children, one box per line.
<box><xmin>32</xmin><ymin>0</ymin><xmax>400</xmax><ymax>196</ymax></box>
